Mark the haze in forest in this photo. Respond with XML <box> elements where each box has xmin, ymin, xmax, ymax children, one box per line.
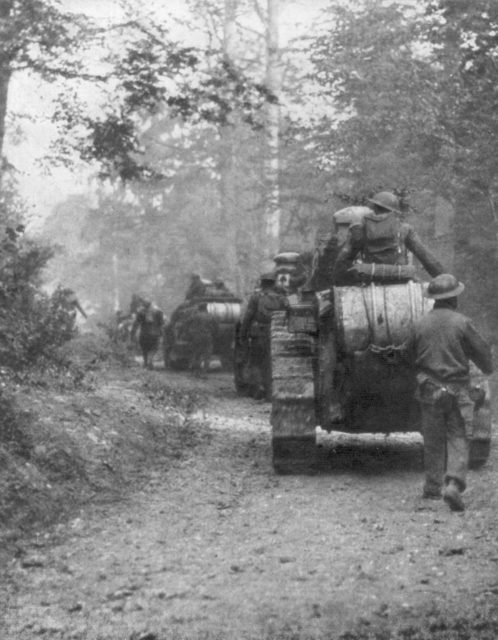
<box><xmin>1</xmin><ymin>0</ymin><xmax>497</xmax><ymax>345</ymax></box>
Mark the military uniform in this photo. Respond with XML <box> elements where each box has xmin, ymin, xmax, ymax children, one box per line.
<box><xmin>180</xmin><ymin>306</ymin><xmax>218</xmax><ymax>376</ymax></box>
<box><xmin>240</xmin><ymin>274</ymin><xmax>288</xmax><ymax>400</ymax></box>
<box><xmin>335</xmin><ymin>191</ymin><xmax>444</xmax><ymax>283</ymax></box>
<box><xmin>185</xmin><ymin>275</ymin><xmax>206</xmax><ymax>300</ymax></box>
<box><xmin>60</xmin><ymin>288</ymin><xmax>87</xmax><ymax>324</ymax></box>
<box><xmin>132</xmin><ymin>302</ymin><xmax>164</xmax><ymax>369</ymax></box>
<box><xmin>405</xmin><ymin>274</ymin><xmax>493</xmax><ymax>511</ymax></box>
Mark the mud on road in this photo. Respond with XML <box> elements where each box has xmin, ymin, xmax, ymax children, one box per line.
<box><xmin>1</xmin><ymin>358</ymin><xmax>498</xmax><ymax>640</ymax></box>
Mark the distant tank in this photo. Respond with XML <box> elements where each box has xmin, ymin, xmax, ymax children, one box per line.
<box><xmin>163</xmin><ymin>279</ymin><xmax>242</xmax><ymax>370</ymax></box>
<box><xmin>270</xmin><ymin>207</ymin><xmax>492</xmax><ymax>473</ymax></box>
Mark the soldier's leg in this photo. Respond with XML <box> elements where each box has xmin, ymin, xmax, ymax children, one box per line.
<box><xmin>254</xmin><ymin>337</ymin><xmax>267</xmax><ymax>400</ymax></box>
<box><xmin>444</xmin><ymin>400</ymin><xmax>469</xmax><ymax>492</ymax></box>
<box><xmin>141</xmin><ymin>344</ymin><xmax>148</xmax><ymax>368</ymax></box>
<box><xmin>147</xmin><ymin>337</ymin><xmax>158</xmax><ymax>369</ymax></box>
<box><xmin>420</xmin><ymin>401</ymin><xmax>446</xmax><ymax>497</ymax></box>
<box><xmin>140</xmin><ymin>335</ymin><xmax>152</xmax><ymax>368</ymax></box>
<box><xmin>205</xmin><ymin>335</ymin><xmax>214</xmax><ymax>375</ymax></box>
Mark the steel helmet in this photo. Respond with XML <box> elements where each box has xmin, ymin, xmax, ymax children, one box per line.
<box><xmin>424</xmin><ymin>273</ymin><xmax>465</xmax><ymax>300</ymax></box>
<box><xmin>367</xmin><ymin>191</ymin><xmax>401</xmax><ymax>214</ymax></box>
<box><xmin>273</xmin><ymin>252</ymin><xmax>301</xmax><ymax>265</ymax></box>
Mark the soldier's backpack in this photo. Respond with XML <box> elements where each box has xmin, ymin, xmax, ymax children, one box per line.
<box><xmin>361</xmin><ymin>213</ymin><xmax>406</xmax><ymax>265</ymax></box>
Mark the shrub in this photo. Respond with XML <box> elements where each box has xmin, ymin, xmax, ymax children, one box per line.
<box><xmin>0</xmin><ymin>226</ymin><xmax>78</xmax><ymax>370</ymax></box>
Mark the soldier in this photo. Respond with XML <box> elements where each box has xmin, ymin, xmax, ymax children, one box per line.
<box><xmin>131</xmin><ymin>299</ymin><xmax>164</xmax><ymax>369</ymax></box>
<box><xmin>185</xmin><ymin>274</ymin><xmax>206</xmax><ymax>300</ymax></box>
<box><xmin>335</xmin><ymin>191</ymin><xmax>445</xmax><ymax>283</ymax></box>
<box><xmin>61</xmin><ymin>288</ymin><xmax>87</xmax><ymax>321</ymax></box>
<box><xmin>129</xmin><ymin>293</ymin><xmax>146</xmax><ymax>316</ymax></box>
<box><xmin>405</xmin><ymin>274</ymin><xmax>493</xmax><ymax>511</ymax></box>
<box><xmin>213</xmin><ymin>278</ymin><xmax>232</xmax><ymax>297</ymax></box>
<box><xmin>240</xmin><ymin>272</ymin><xmax>288</xmax><ymax>401</ymax></box>
<box><xmin>180</xmin><ymin>302</ymin><xmax>218</xmax><ymax>376</ymax></box>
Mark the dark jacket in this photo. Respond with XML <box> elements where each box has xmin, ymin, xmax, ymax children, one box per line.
<box><xmin>240</xmin><ymin>288</ymin><xmax>287</xmax><ymax>341</ymax></box>
<box><xmin>133</xmin><ymin>305</ymin><xmax>164</xmax><ymax>338</ymax></box>
<box><xmin>335</xmin><ymin>212</ymin><xmax>444</xmax><ymax>278</ymax></box>
<box><xmin>405</xmin><ymin>304</ymin><xmax>493</xmax><ymax>383</ymax></box>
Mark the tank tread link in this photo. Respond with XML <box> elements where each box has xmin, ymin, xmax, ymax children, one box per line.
<box><xmin>270</xmin><ymin>310</ymin><xmax>317</xmax><ymax>473</ymax></box>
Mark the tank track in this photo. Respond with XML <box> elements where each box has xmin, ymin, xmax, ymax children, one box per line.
<box><xmin>270</xmin><ymin>311</ymin><xmax>318</xmax><ymax>473</ymax></box>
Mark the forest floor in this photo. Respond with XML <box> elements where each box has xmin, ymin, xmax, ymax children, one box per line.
<box><xmin>1</xmin><ymin>332</ymin><xmax>498</xmax><ymax>640</ymax></box>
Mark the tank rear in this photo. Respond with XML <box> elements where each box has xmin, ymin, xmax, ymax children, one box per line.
<box><xmin>164</xmin><ymin>285</ymin><xmax>242</xmax><ymax>370</ymax></box>
<box><xmin>322</xmin><ymin>282</ymin><xmax>431</xmax><ymax>434</ymax></box>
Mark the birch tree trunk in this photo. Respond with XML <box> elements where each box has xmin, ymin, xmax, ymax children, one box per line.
<box><xmin>111</xmin><ymin>253</ymin><xmax>120</xmax><ymax>312</ymax></box>
<box><xmin>0</xmin><ymin>0</ymin><xmax>14</xmax><ymax>162</ymax></box>
<box><xmin>220</xmin><ymin>0</ymin><xmax>241</xmax><ymax>293</ymax></box>
<box><xmin>264</xmin><ymin>0</ymin><xmax>281</xmax><ymax>260</ymax></box>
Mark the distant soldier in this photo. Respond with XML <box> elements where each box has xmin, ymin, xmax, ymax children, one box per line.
<box><xmin>112</xmin><ymin>309</ymin><xmax>132</xmax><ymax>343</ymax></box>
<box><xmin>185</xmin><ymin>274</ymin><xmax>206</xmax><ymax>300</ymax></box>
<box><xmin>61</xmin><ymin>288</ymin><xmax>87</xmax><ymax>321</ymax></box>
<box><xmin>213</xmin><ymin>277</ymin><xmax>232</xmax><ymax>297</ymax></box>
<box><xmin>180</xmin><ymin>302</ymin><xmax>218</xmax><ymax>376</ymax></box>
<box><xmin>240</xmin><ymin>272</ymin><xmax>288</xmax><ymax>400</ymax></box>
<box><xmin>335</xmin><ymin>191</ymin><xmax>445</xmax><ymax>284</ymax></box>
<box><xmin>129</xmin><ymin>293</ymin><xmax>147</xmax><ymax>316</ymax></box>
<box><xmin>131</xmin><ymin>299</ymin><xmax>164</xmax><ymax>369</ymax></box>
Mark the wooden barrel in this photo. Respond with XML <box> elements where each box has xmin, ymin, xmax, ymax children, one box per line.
<box><xmin>207</xmin><ymin>302</ymin><xmax>241</xmax><ymax>323</ymax></box>
<box><xmin>334</xmin><ymin>282</ymin><xmax>432</xmax><ymax>353</ymax></box>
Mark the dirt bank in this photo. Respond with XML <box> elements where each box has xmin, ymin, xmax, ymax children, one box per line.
<box><xmin>1</xmin><ymin>338</ymin><xmax>498</xmax><ymax>639</ymax></box>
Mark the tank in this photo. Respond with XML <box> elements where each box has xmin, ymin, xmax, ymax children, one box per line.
<box><xmin>270</xmin><ymin>212</ymin><xmax>492</xmax><ymax>474</ymax></box>
<box><xmin>163</xmin><ymin>281</ymin><xmax>242</xmax><ymax>371</ymax></box>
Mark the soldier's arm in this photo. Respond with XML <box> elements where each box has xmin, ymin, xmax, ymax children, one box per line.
<box><xmin>72</xmin><ymin>298</ymin><xmax>87</xmax><ymax>318</ymax></box>
<box><xmin>334</xmin><ymin>224</ymin><xmax>363</xmax><ymax>274</ymax></box>
<box><xmin>463</xmin><ymin>321</ymin><xmax>493</xmax><ymax>375</ymax></box>
<box><xmin>404</xmin><ymin>227</ymin><xmax>445</xmax><ymax>277</ymax></box>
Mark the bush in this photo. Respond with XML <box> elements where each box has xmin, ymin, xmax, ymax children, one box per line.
<box><xmin>0</xmin><ymin>226</ymin><xmax>79</xmax><ymax>370</ymax></box>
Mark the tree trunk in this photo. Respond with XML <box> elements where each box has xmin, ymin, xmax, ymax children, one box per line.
<box><xmin>111</xmin><ymin>253</ymin><xmax>120</xmax><ymax>312</ymax></box>
<box><xmin>264</xmin><ymin>0</ymin><xmax>281</xmax><ymax>260</ymax></box>
<box><xmin>0</xmin><ymin>0</ymin><xmax>14</xmax><ymax>161</ymax></box>
<box><xmin>220</xmin><ymin>0</ymin><xmax>241</xmax><ymax>294</ymax></box>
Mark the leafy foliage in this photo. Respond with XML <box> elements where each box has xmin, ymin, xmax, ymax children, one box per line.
<box><xmin>305</xmin><ymin>1</ymin><xmax>449</xmax><ymax>200</ymax></box>
<box><xmin>0</xmin><ymin>0</ymin><xmax>92</xmax><ymax>156</ymax></box>
<box><xmin>0</xmin><ymin>222</ymin><xmax>80</xmax><ymax>370</ymax></box>
<box><xmin>55</xmin><ymin>26</ymin><xmax>276</xmax><ymax>182</ymax></box>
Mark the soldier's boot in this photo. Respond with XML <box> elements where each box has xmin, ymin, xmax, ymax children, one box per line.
<box><xmin>443</xmin><ymin>480</ymin><xmax>465</xmax><ymax>512</ymax></box>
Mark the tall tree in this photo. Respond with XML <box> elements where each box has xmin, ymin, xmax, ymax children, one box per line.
<box><xmin>263</xmin><ymin>0</ymin><xmax>281</xmax><ymax>260</ymax></box>
<box><xmin>0</xmin><ymin>0</ymin><xmax>89</xmax><ymax>161</ymax></box>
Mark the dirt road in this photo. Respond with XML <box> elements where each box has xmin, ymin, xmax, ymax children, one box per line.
<box><xmin>2</xmin><ymin>364</ymin><xmax>498</xmax><ymax>640</ymax></box>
